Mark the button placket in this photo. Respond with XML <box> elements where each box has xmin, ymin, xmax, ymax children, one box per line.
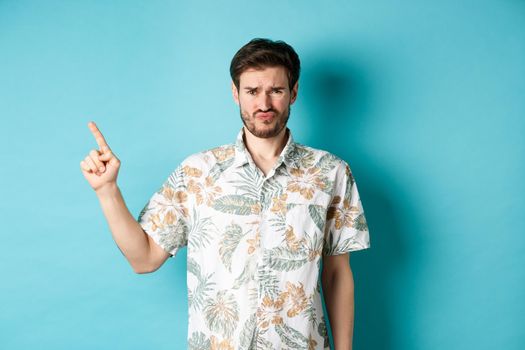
<box><xmin>248</xmin><ymin>175</ymin><xmax>266</xmax><ymax>341</ymax></box>
<box><xmin>248</xmin><ymin>161</ymin><xmax>284</xmax><ymax>344</ymax></box>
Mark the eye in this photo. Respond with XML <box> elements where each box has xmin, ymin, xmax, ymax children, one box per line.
<box><xmin>271</xmin><ymin>89</ymin><xmax>283</xmax><ymax>94</ymax></box>
<box><xmin>247</xmin><ymin>89</ymin><xmax>257</xmax><ymax>95</ymax></box>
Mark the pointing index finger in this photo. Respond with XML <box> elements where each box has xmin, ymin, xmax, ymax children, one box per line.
<box><xmin>88</xmin><ymin>121</ymin><xmax>110</xmax><ymax>151</ymax></box>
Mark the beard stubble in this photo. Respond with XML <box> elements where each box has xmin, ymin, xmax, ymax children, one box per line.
<box><xmin>239</xmin><ymin>105</ymin><xmax>291</xmax><ymax>139</ymax></box>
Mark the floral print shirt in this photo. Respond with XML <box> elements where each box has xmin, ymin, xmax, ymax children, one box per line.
<box><xmin>137</xmin><ymin>128</ymin><xmax>370</xmax><ymax>349</ymax></box>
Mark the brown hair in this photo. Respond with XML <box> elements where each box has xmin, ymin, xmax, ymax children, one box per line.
<box><xmin>230</xmin><ymin>38</ymin><xmax>300</xmax><ymax>90</ymax></box>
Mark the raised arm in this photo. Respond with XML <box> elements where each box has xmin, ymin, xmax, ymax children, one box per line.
<box><xmin>80</xmin><ymin>121</ymin><xmax>170</xmax><ymax>273</ymax></box>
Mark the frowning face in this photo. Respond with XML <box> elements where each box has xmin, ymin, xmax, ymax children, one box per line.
<box><xmin>232</xmin><ymin>66</ymin><xmax>298</xmax><ymax>139</ymax></box>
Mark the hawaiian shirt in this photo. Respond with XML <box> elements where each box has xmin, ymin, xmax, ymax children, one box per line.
<box><xmin>137</xmin><ymin>128</ymin><xmax>370</xmax><ymax>350</ymax></box>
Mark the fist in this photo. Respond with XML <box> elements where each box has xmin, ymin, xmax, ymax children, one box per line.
<box><xmin>80</xmin><ymin>121</ymin><xmax>121</xmax><ymax>192</ymax></box>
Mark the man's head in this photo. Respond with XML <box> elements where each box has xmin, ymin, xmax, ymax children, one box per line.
<box><xmin>230</xmin><ymin>38</ymin><xmax>301</xmax><ymax>139</ymax></box>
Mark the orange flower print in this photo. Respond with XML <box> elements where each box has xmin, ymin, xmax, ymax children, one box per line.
<box><xmin>174</xmin><ymin>190</ymin><xmax>188</xmax><ymax>203</ymax></box>
<box><xmin>328</xmin><ymin>197</ymin><xmax>360</xmax><ymax>230</ymax></box>
<box><xmin>163</xmin><ymin>210</ymin><xmax>176</xmax><ymax>225</ymax></box>
<box><xmin>187</xmin><ymin>177</ymin><xmax>222</xmax><ymax>206</ymax></box>
<box><xmin>210</xmin><ymin>336</ymin><xmax>234</xmax><ymax>350</ymax></box>
<box><xmin>270</xmin><ymin>193</ymin><xmax>288</xmax><ymax>215</ymax></box>
<box><xmin>326</xmin><ymin>196</ymin><xmax>340</xmax><ymax>221</ymax></box>
<box><xmin>203</xmin><ymin>176</ymin><xmax>223</xmax><ymax>206</ymax></box>
<box><xmin>251</xmin><ymin>202</ymin><xmax>262</xmax><ymax>215</ymax></box>
<box><xmin>284</xmin><ymin>226</ymin><xmax>304</xmax><ymax>252</ymax></box>
<box><xmin>183</xmin><ymin>165</ymin><xmax>202</xmax><ymax>178</ymax></box>
<box><xmin>246</xmin><ymin>230</ymin><xmax>260</xmax><ymax>255</ymax></box>
<box><xmin>286</xmin><ymin>167</ymin><xmax>326</xmax><ymax>200</ymax></box>
<box><xmin>149</xmin><ymin>213</ymin><xmax>163</xmax><ymax>231</ymax></box>
<box><xmin>187</xmin><ymin>178</ymin><xmax>201</xmax><ymax>196</ymax></box>
<box><xmin>344</xmin><ymin>164</ymin><xmax>354</xmax><ymax>182</ymax></box>
<box><xmin>211</xmin><ymin>146</ymin><xmax>235</xmax><ymax>162</ymax></box>
<box><xmin>308</xmin><ymin>246</ymin><xmax>322</xmax><ymax>262</ymax></box>
<box><xmin>160</xmin><ymin>185</ymin><xmax>189</xmax><ymax>217</ymax></box>
<box><xmin>283</xmin><ymin>282</ymin><xmax>308</xmax><ymax>318</ymax></box>
<box><xmin>256</xmin><ymin>295</ymin><xmax>285</xmax><ymax>330</ymax></box>
<box><xmin>308</xmin><ymin>335</ymin><xmax>318</xmax><ymax>350</ymax></box>
<box><xmin>161</xmin><ymin>186</ymin><xmax>175</xmax><ymax>201</ymax></box>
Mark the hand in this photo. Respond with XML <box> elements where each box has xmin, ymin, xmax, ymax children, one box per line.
<box><xmin>80</xmin><ymin>121</ymin><xmax>121</xmax><ymax>193</ymax></box>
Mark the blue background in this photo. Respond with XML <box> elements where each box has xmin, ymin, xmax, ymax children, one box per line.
<box><xmin>1</xmin><ymin>1</ymin><xmax>524</xmax><ymax>349</ymax></box>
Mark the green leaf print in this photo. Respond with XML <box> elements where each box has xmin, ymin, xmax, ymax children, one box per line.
<box><xmin>321</xmin><ymin>178</ymin><xmax>335</xmax><ymax>195</ymax></box>
<box><xmin>317</xmin><ymin>321</ymin><xmax>327</xmax><ymax>340</ymax></box>
<box><xmin>238</xmin><ymin>313</ymin><xmax>257</xmax><ymax>350</ymax></box>
<box><xmin>237</xmin><ymin>261</ymin><xmax>258</xmax><ymax>290</ymax></box>
<box><xmin>314</xmin><ymin>152</ymin><xmax>340</xmax><ymax>174</ymax></box>
<box><xmin>304</xmin><ymin>296</ymin><xmax>318</xmax><ymax>328</ymax></box>
<box><xmin>188</xmin><ymin>331</ymin><xmax>211</xmax><ymax>350</ymax></box>
<box><xmin>219</xmin><ymin>223</ymin><xmax>246</xmax><ymax>272</ymax></box>
<box><xmin>189</xmin><ymin>273</ymin><xmax>216</xmax><ymax>312</ymax></box>
<box><xmin>324</xmin><ymin>229</ymin><xmax>337</xmax><ymax>255</ymax></box>
<box><xmin>212</xmin><ymin>195</ymin><xmax>258</xmax><ymax>215</ymax></box>
<box><xmin>137</xmin><ymin>203</ymin><xmax>149</xmax><ymax>222</ymax></box>
<box><xmin>230</xmin><ymin>166</ymin><xmax>263</xmax><ymax>200</ymax></box>
<box><xmin>188</xmin><ymin>257</ymin><xmax>216</xmax><ymax>312</ymax></box>
<box><xmin>167</xmin><ymin>165</ymin><xmax>187</xmax><ymax>190</ymax></box>
<box><xmin>354</xmin><ymin>213</ymin><xmax>368</xmax><ymax>231</ymax></box>
<box><xmin>188</xmin><ymin>207</ymin><xmax>216</xmax><ymax>252</ymax></box>
<box><xmin>318</xmin><ymin>321</ymin><xmax>330</xmax><ymax>348</ymax></box>
<box><xmin>275</xmin><ymin>323</ymin><xmax>309</xmax><ymax>349</ymax></box>
<box><xmin>255</xmin><ymin>334</ymin><xmax>275</xmax><ymax>350</ymax></box>
<box><xmin>187</xmin><ymin>257</ymin><xmax>202</xmax><ymax>278</ymax></box>
<box><xmin>328</xmin><ymin>235</ymin><xmax>368</xmax><ymax>255</ymax></box>
<box><xmin>344</xmin><ymin>177</ymin><xmax>354</xmax><ymax>199</ymax></box>
<box><xmin>308</xmin><ymin>204</ymin><xmax>326</xmax><ymax>232</ymax></box>
<box><xmin>265</xmin><ymin>246</ymin><xmax>308</xmax><ymax>272</ymax></box>
<box><xmin>158</xmin><ymin>219</ymin><xmax>188</xmax><ymax>253</ymax></box>
<box><xmin>209</xmin><ymin>157</ymin><xmax>235</xmax><ymax>181</ymax></box>
<box><xmin>255</xmin><ymin>265</ymin><xmax>280</xmax><ymax>299</ymax></box>
<box><xmin>259</xmin><ymin>178</ymin><xmax>283</xmax><ymax>211</ymax></box>
<box><xmin>233</xmin><ymin>255</ymin><xmax>256</xmax><ymax>289</ymax></box>
<box><xmin>287</xmin><ymin>144</ymin><xmax>316</xmax><ymax>168</ymax></box>
<box><xmin>268</xmin><ymin>215</ymin><xmax>286</xmax><ymax>233</ymax></box>
<box><xmin>204</xmin><ymin>290</ymin><xmax>239</xmax><ymax>337</ymax></box>
<box><xmin>303</xmin><ymin>228</ymin><xmax>323</xmax><ymax>259</ymax></box>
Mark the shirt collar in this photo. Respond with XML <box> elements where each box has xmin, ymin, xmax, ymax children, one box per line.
<box><xmin>233</xmin><ymin>127</ymin><xmax>298</xmax><ymax>169</ymax></box>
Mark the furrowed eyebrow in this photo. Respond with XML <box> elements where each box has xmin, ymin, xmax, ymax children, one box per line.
<box><xmin>243</xmin><ymin>86</ymin><xmax>286</xmax><ymax>90</ymax></box>
<box><xmin>242</xmin><ymin>86</ymin><xmax>286</xmax><ymax>93</ymax></box>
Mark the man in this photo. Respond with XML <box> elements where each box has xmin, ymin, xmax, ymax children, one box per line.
<box><xmin>80</xmin><ymin>38</ymin><xmax>370</xmax><ymax>350</ymax></box>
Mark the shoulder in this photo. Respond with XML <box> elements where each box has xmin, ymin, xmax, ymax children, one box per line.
<box><xmin>176</xmin><ymin>142</ymin><xmax>236</xmax><ymax>175</ymax></box>
<box><xmin>292</xmin><ymin>142</ymin><xmax>349</xmax><ymax>174</ymax></box>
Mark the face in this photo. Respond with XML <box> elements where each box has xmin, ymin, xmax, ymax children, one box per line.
<box><xmin>232</xmin><ymin>66</ymin><xmax>298</xmax><ymax>139</ymax></box>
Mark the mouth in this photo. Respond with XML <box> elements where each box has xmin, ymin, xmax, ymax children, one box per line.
<box><xmin>255</xmin><ymin>112</ymin><xmax>275</xmax><ymax>121</ymax></box>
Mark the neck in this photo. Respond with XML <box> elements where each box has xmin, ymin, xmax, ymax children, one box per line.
<box><xmin>243</xmin><ymin>126</ymin><xmax>289</xmax><ymax>163</ymax></box>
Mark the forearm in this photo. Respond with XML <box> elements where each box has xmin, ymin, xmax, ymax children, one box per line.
<box><xmin>96</xmin><ymin>183</ymin><xmax>151</xmax><ymax>272</ymax></box>
<box><xmin>323</xmin><ymin>266</ymin><xmax>355</xmax><ymax>350</ymax></box>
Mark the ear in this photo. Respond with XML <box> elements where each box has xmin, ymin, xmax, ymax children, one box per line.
<box><xmin>232</xmin><ymin>81</ymin><xmax>240</xmax><ymax>105</ymax></box>
<box><xmin>290</xmin><ymin>81</ymin><xmax>299</xmax><ymax>105</ymax></box>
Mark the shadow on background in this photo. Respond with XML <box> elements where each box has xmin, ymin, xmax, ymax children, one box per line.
<box><xmin>302</xmin><ymin>54</ymin><xmax>412</xmax><ymax>350</ymax></box>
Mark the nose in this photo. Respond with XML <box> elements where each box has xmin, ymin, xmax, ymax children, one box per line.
<box><xmin>257</xmin><ymin>92</ymin><xmax>272</xmax><ymax>111</ymax></box>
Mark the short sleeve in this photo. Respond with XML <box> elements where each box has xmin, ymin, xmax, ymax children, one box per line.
<box><xmin>323</xmin><ymin>160</ymin><xmax>370</xmax><ymax>256</ymax></box>
<box><xmin>137</xmin><ymin>165</ymin><xmax>190</xmax><ymax>258</ymax></box>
